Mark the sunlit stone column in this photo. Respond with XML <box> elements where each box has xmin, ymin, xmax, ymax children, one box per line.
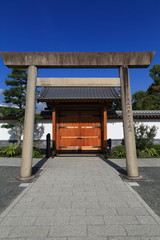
<box><xmin>120</xmin><ymin>65</ymin><xmax>139</xmax><ymax>178</ymax></box>
<box><xmin>20</xmin><ymin>65</ymin><xmax>37</xmax><ymax>179</ymax></box>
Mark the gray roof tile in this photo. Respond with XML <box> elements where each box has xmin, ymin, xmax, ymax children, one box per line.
<box><xmin>109</xmin><ymin>110</ymin><xmax>160</xmax><ymax>118</ymax></box>
<box><xmin>38</xmin><ymin>87</ymin><xmax>120</xmax><ymax>101</ymax></box>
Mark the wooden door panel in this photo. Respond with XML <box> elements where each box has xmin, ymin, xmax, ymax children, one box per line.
<box><xmin>59</xmin><ymin>127</ymin><xmax>79</xmax><ymax>136</ymax></box>
<box><xmin>58</xmin><ymin>110</ymin><xmax>101</xmax><ymax>151</ymax></box>
<box><xmin>80</xmin><ymin>110</ymin><xmax>101</xmax><ymax>150</ymax></box>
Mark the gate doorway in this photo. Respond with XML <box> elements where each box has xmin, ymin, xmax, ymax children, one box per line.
<box><xmin>57</xmin><ymin>110</ymin><xmax>101</xmax><ymax>152</ymax></box>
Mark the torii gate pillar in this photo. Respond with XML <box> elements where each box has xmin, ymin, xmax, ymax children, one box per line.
<box><xmin>120</xmin><ymin>66</ymin><xmax>138</xmax><ymax>177</ymax></box>
<box><xmin>20</xmin><ymin>65</ymin><xmax>37</xmax><ymax>179</ymax></box>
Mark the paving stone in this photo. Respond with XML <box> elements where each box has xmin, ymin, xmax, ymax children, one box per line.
<box><xmin>49</xmin><ymin>225</ymin><xmax>87</xmax><ymax>237</ymax></box>
<box><xmin>35</xmin><ymin>216</ymin><xmax>70</xmax><ymax>225</ymax></box>
<box><xmin>116</xmin><ymin>207</ymin><xmax>150</xmax><ymax>216</ymax></box>
<box><xmin>53</xmin><ymin>208</ymin><xmax>72</xmax><ymax>218</ymax></box>
<box><xmin>72</xmin><ymin>201</ymin><xmax>100</xmax><ymax>209</ymax></box>
<box><xmin>8</xmin><ymin>226</ymin><xmax>50</xmax><ymax>238</ymax></box>
<box><xmin>73</xmin><ymin>191</ymin><xmax>97</xmax><ymax>197</ymax></box>
<box><xmin>17</xmin><ymin>200</ymin><xmax>44</xmax><ymax>209</ymax></box>
<box><xmin>88</xmin><ymin>225</ymin><xmax>126</xmax><ymax>237</ymax></box>
<box><xmin>70</xmin><ymin>215</ymin><xmax>104</xmax><ymax>225</ymax></box>
<box><xmin>149</xmin><ymin>237</ymin><xmax>160</xmax><ymax>240</ymax></box>
<box><xmin>0</xmin><ymin>227</ymin><xmax>11</xmax><ymax>238</ymax></box>
<box><xmin>4</xmin><ymin>238</ymin><xmax>26</xmax><ymax>240</ymax></box>
<box><xmin>0</xmin><ymin>216</ymin><xmax>36</xmax><ymax>226</ymax></box>
<box><xmin>42</xmin><ymin>201</ymin><xmax>59</xmax><ymax>209</ymax></box>
<box><xmin>86</xmin><ymin>207</ymin><xmax>117</xmax><ymax>216</ymax></box>
<box><xmin>23</xmin><ymin>208</ymin><xmax>55</xmax><ymax>216</ymax></box>
<box><xmin>18</xmin><ymin>197</ymin><xmax>34</xmax><ymax>203</ymax></box>
<box><xmin>60</xmin><ymin>196</ymin><xmax>85</xmax><ymax>202</ymax></box>
<box><xmin>37</xmin><ymin>196</ymin><xmax>60</xmax><ymax>202</ymax></box>
<box><xmin>25</xmin><ymin>238</ymin><xmax>68</xmax><ymax>240</ymax></box>
<box><xmin>100</xmin><ymin>200</ymin><xmax>129</xmax><ymax>208</ymax></box>
<box><xmin>48</xmin><ymin>191</ymin><xmax>73</xmax><ymax>197</ymax></box>
<box><xmin>127</xmin><ymin>201</ymin><xmax>143</xmax><ymax>208</ymax></box>
<box><xmin>110</xmin><ymin>192</ymin><xmax>136</xmax><ymax>201</ymax></box>
<box><xmin>124</xmin><ymin>225</ymin><xmax>160</xmax><ymax>236</ymax></box>
<box><xmin>69</xmin><ymin>237</ymin><xmax>108</xmax><ymax>240</ymax></box>
<box><xmin>71</xmin><ymin>208</ymin><xmax>86</xmax><ymax>216</ymax></box>
<box><xmin>108</xmin><ymin>237</ymin><xmax>150</xmax><ymax>240</ymax></box>
<box><xmin>7</xmin><ymin>207</ymin><xmax>26</xmax><ymax>217</ymax></box>
<box><xmin>54</xmin><ymin>207</ymin><xmax>87</xmax><ymax>217</ymax></box>
<box><xmin>103</xmin><ymin>215</ymin><xmax>139</xmax><ymax>225</ymax></box>
<box><xmin>136</xmin><ymin>216</ymin><xmax>158</xmax><ymax>225</ymax></box>
<box><xmin>57</xmin><ymin>201</ymin><xmax>73</xmax><ymax>208</ymax></box>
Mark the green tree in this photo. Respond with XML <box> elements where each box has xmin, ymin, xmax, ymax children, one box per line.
<box><xmin>132</xmin><ymin>91</ymin><xmax>148</xmax><ymax>110</ymax></box>
<box><xmin>0</xmin><ymin>68</ymin><xmax>27</xmax><ymax>145</ymax></box>
<box><xmin>149</xmin><ymin>64</ymin><xmax>160</xmax><ymax>86</ymax></box>
<box><xmin>132</xmin><ymin>64</ymin><xmax>160</xmax><ymax>110</ymax></box>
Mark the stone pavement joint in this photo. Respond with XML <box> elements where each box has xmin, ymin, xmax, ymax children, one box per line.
<box><xmin>0</xmin><ymin>156</ymin><xmax>160</xmax><ymax>239</ymax></box>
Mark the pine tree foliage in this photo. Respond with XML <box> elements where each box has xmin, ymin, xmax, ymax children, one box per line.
<box><xmin>3</xmin><ymin>68</ymin><xmax>27</xmax><ymax>108</ymax></box>
<box><xmin>0</xmin><ymin>68</ymin><xmax>27</xmax><ymax>145</ymax></box>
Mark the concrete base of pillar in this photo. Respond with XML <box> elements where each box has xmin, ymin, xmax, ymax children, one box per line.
<box><xmin>120</xmin><ymin>174</ymin><xmax>143</xmax><ymax>182</ymax></box>
<box><xmin>16</xmin><ymin>175</ymin><xmax>35</xmax><ymax>182</ymax></box>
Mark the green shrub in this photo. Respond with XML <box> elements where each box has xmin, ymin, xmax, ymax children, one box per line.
<box><xmin>0</xmin><ymin>144</ymin><xmax>17</xmax><ymax>157</ymax></box>
<box><xmin>142</xmin><ymin>147</ymin><xmax>158</xmax><ymax>157</ymax></box>
<box><xmin>151</xmin><ymin>144</ymin><xmax>160</xmax><ymax>155</ymax></box>
<box><xmin>32</xmin><ymin>148</ymin><xmax>43</xmax><ymax>158</ymax></box>
<box><xmin>15</xmin><ymin>145</ymin><xmax>22</xmax><ymax>156</ymax></box>
<box><xmin>112</xmin><ymin>145</ymin><xmax>126</xmax><ymax>157</ymax></box>
<box><xmin>0</xmin><ymin>144</ymin><xmax>44</xmax><ymax>158</ymax></box>
<box><xmin>137</xmin><ymin>150</ymin><xmax>150</xmax><ymax>158</ymax></box>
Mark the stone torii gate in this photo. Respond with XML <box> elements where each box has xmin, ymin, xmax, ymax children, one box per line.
<box><xmin>0</xmin><ymin>51</ymin><xmax>155</xmax><ymax>180</ymax></box>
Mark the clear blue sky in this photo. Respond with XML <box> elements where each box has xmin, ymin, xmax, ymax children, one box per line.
<box><xmin>0</xmin><ymin>0</ymin><xmax>160</xmax><ymax>104</ymax></box>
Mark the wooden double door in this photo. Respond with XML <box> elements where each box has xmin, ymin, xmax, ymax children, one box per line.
<box><xmin>57</xmin><ymin>110</ymin><xmax>101</xmax><ymax>152</ymax></box>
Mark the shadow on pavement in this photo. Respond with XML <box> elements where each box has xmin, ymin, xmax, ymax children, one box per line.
<box><xmin>32</xmin><ymin>157</ymin><xmax>49</xmax><ymax>175</ymax></box>
<box><xmin>99</xmin><ymin>155</ymin><xmax>127</xmax><ymax>175</ymax></box>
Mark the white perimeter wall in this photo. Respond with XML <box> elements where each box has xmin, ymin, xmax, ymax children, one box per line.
<box><xmin>0</xmin><ymin>119</ymin><xmax>160</xmax><ymax>142</ymax></box>
<box><xmin>0</xmin><ymin>120</ymin><xmax>52</xmax><ymax>141</ymax></box>
<box><xmin>0</xmin><ymin>120</ymin><xmax>17</xmax><ymax>140</ymax></box>
<box><xmin>107</xmin><ymin>119</ymin><xmax>123</xmax><ymax>139</ymax></box>
<box><xmin>107</xmin><ymin>119</ymin><xmax>160</xmax><ymax>139</ymax></box>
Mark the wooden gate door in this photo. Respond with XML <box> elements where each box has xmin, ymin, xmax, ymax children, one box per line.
<box><xmin>58</xmin><ymin>110</ymin><xmax>101</xmax><ymax>152</ymax></box>
<box><xmin>80</xmin><ymin>110</ymin><xmax>101</xmax><ymax>151</ymax></box>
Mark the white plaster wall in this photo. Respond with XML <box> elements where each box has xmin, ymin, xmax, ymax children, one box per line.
<box><xmin>0</xmin><ymin>120</ymin><xmax>52</xmax><ymax>141</ymax></box>
<box><xmin>0</xmin><ymin>119</ymin><xmax>160</xmax><ymax>141</ymax></box>
<box><xmin>34</xmin><ymin>120</ymin><xmax>52</xmax><ymax>140</ymax></box>
<box><xmin>107</xmin><ymin>119</ymin><xmax>124</xmax><ymax>139</ymax></box>
<box><xmin>107</xmin><ymin>119</ymin><xmax>160</xmax><ymax>139</ymax></box>
<box><xmin>0</xmin><ymin>120</ymin><xmax>17</xmax><ymax>140</ymax></box>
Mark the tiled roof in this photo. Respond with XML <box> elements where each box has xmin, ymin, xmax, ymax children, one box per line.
<box><xmin>108</xmin><ymin>110</ymin><xmax>160</xmax><ymax>118</ymax></box>
<box><xmin>38</xmin><ymin>87</ymin><xmax>120</xmax><ymax>101</ymax></box>
<box><xmin>1</xmin><ymin>110</ymin><xmax>160</xmax><ymax>120</ymax></box>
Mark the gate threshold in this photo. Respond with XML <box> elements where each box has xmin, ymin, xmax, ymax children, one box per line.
<box><xmin>56</xmin><ymin>153</ymin><xmax>101</xmax><ymax>157</ymax></box>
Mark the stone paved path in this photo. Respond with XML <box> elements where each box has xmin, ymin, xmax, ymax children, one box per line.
<box><xmin>0</xmin><ymin>156</ymin><xmax>160</xmax><ymax>239</ymax></box>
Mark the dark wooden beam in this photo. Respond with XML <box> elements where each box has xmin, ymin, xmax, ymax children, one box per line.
<box><xmin>52</xmin><ymin>107</ymin><xmax>57</xmax><ymax>151</ymax></box>
<box><xmin>103</xmin><ymin>107</ymin><xmax>107</xmax><ymax>152</ymax></box>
